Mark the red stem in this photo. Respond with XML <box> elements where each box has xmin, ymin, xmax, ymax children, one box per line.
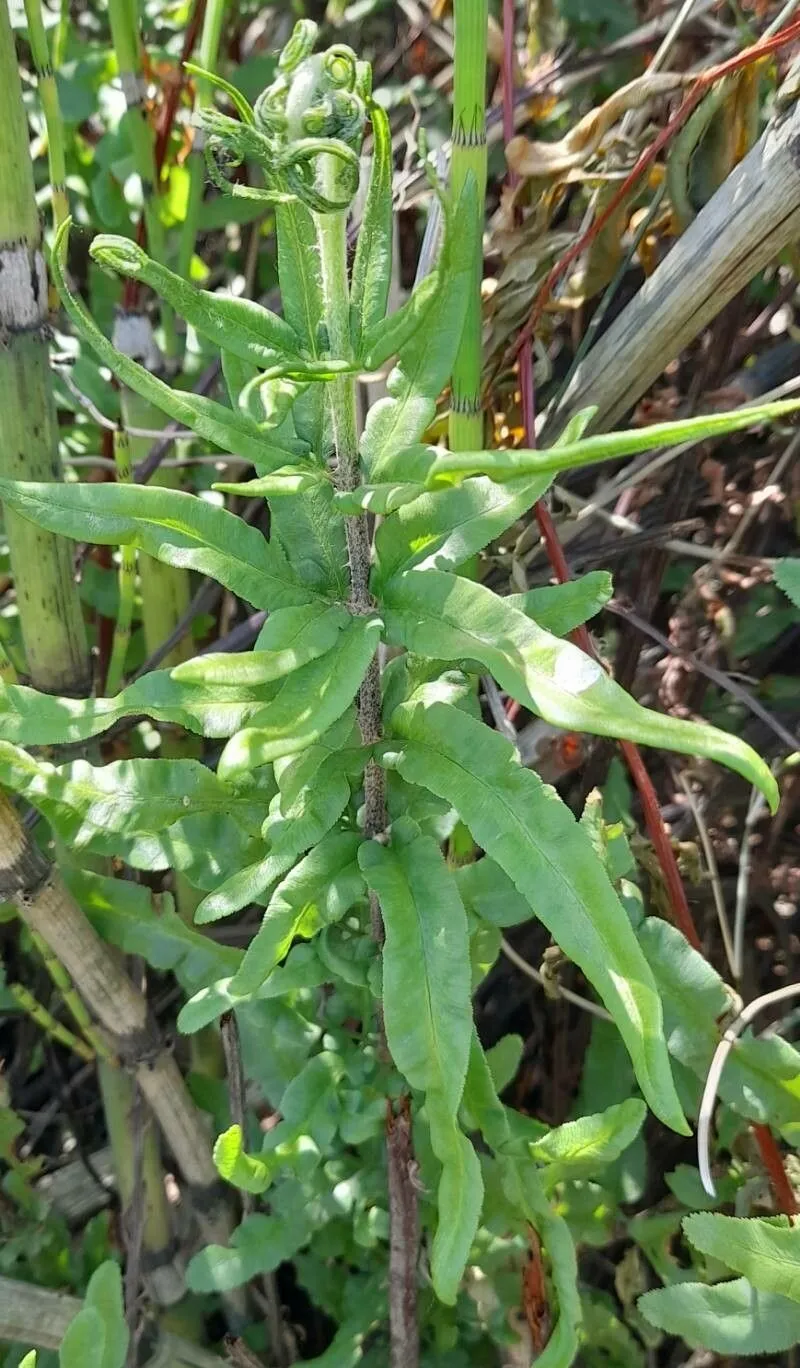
<box><xmin>123</xmin><ymin>0</ymin><xmax>207</xmax><ymax>311</ymax></box>
<box><xmin>753</xmin><ymin>1124</ymin><xmax>799</xmax><ymax>1216</ymax></box>
<box><xmin>499</xmin><ymin>4</ymin><xmax>796</xmax><ymax>1207</ymax></box>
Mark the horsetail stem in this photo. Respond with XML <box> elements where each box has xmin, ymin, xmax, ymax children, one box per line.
<box><xmin>105</xmin><ymin>427</ymin><xmax>137</xmax><ymax>696</ymax></box>
<box><xmin>0</xmin><ymin>0</ymin><xmax>90</xmax><ymax>696</ymax></box>
<box><xmin>22</xmin><ymin>0</ymin><xmax>68</xmax><ymax>228</ymax></box>
<box><xmin>107</xmin><ymin>0</ymin><xmax>178</xmax><ymax>356</ymax></box>
<box><xmin>449</xmin><ymin>0</ymin><xmax>488</xmax><ymax>452</ymax></box>
<box><xmin>177</xmin><ymin>0</ymin><xmax>229</xmax><ymax>285</ymax></box>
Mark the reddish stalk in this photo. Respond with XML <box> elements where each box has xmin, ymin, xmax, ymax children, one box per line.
<box><xmin>122</xmin><ymin>0</ymin><xmax>207</xmax><ymax>312</ymax></box>
<box><xmin>753</xmin><ymin>1123</ymin><xmax>799</xmax><ymax>1216</ymax></box>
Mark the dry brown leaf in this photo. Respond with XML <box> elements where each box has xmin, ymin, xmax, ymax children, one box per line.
<box><xmin>506</xmin><ymin>71</ymin><xmax>693</xmax><ymax>180</ymax></box>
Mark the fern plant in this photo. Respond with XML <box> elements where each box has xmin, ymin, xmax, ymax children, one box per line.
<box><xmin>2</xmin><ymin>18</ymin><xmax>800</xmax><ymax>1364</ymax></box>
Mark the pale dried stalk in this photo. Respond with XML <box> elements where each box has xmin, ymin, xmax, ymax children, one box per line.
<box><xmin>0</xmin><ymin>1273</ymin><xmax>223</xmax><ymax>1365</ymax></box>
<box><xmin>0</xmin><ymin>791</ymin><xmax>230</xmax><ymax>1249</ymax></box>
<box><xmin>545</xmin><ymin>96</ymin><xmax>800</xmax><ymax>437</ymax></box>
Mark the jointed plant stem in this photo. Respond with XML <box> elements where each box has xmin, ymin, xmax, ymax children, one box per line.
<box><xmin>105</xmin><ymin>427</ymin><xmax>137</xmax><ymax>696</ymax></box>
<box><xmin>22</xmin><ymin>0</ymin><xmax>68</xmax><ymax>227</ymax></box>
<box><xmin>8</xmin><ymin>980</ymin><xmax>95</xmax><ymax>1062</ymax></box>
<box><xmin>177</xmin><ymin>0</ymin><xmax>228</xmax><ymax>284</ymax></box>
<box><xmin>0</xmin><ymin>0</ymin><xmax>90</xmax><ymax>696</ymax></box>
<box><xmin>449</xmin><ymin>0</ymin><xmax>488</xmax><ymax>451</ymax></box>
<box><xmin>107</xmin><ymin>0</ymin><xmax>178</xmax><ymax>357</ymax></box>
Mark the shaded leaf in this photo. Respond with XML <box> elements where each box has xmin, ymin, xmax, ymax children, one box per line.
<box><xmin>172</xmin><ymin>605</ymin><xmax>351</xmax><ymax>686</ymax></box>
<box><xmin>531</xmin><ymin>1099</ymin><xmax>647</xmax><ymax>1190</ymax></box>
<box><xmin>217</xmin><ymin>615</ymin><xmax>381</xmax><ymax>778</ymax></box>
<box><xmin>683</xmin><ymin>1213</ymin><xmax>800</xmax><ymax>1304</ymax></box>
<box><xmin>230</xmin><ymin>832</ymin><xmax>364</xmax><ymax>996</ymax></box>
<box><xmin>638</xmin><ymin>1278</ymin><xmax>800</xmax><ymax>1354</ymax></box>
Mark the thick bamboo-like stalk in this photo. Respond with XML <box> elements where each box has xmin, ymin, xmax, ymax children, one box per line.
<box><xmin>449</xmin><ymin>0</ymin><xmax>489</xmax><ymax>452</ymax></box>
<box><xmin>22</xmin><ymin>0</ymin><xmax>68</xmax><ymax>226</ymax></box>
<box><xmin>177</xmin><ymin>0</ymin><xmax>228</xmax><ymax>283</ymax></box>
<box><xmin>105</xmin><ymin>427</ymin><xmax>138</xmax><ymax>695</ymax></box>
<box><xmin>0</xmin><ymin>2</ymin><xmax>90</xmax><ymax>696</ymax></box>
<box><xmin>107</xmin><ymin>0</ymin><xmax>177</xmax><ymax>356</ymax></box>
<box><xmin>544</xmin><ymin>95</ymin><xmax>800</xmax><ymax>438</ymax></box>
<box><xmin>0</xmin><ymin>790</ymin><xmax>231</xmax><ymax>1252</ymax></box>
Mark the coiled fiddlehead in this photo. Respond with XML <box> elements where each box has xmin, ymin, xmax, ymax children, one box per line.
<box><xmin>197</xmin><ymin>21</ymin><xmax>366</xmax><ymax>215</ymax></box>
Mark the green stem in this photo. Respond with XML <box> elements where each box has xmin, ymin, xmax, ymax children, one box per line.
<box><xmin>0</xmin><ymin>0</ymin><xmax>91</xmax><ymax>696</ymax></box>
<box><xmin>177</xmin><ymin>0</ymin><xmax>228</xmax><ymax>283</ymax></box>
<box><xmin>9</xmin><ymin>981</ymin><xmax>95</xmax><ymax>1062</ymax></box>
<box><xmin>105</xmin><ymin>427</ymin><xmax>137</xmax><ymax>696</ymax></box>
<box><xmin>449</xmin><ymin>0</ymin><xmax>488</xmax><ymax>452</ymax></box>
<box><xmin>98</xmin><ymin>1061</ymin><xmax>185</xmax><ymax>1309</ymax></box>
<box><xmin>22</xmin><ymin>0</ymin><xmax>68</xmax><ymax>227</ymax></box>
<box><xmin>31</xmin><ymin>928</ymin><xmax>113</xmax><ymax>1060</ymax></box>
<box><xmin>107</xmin><ymin>0</ymin><xmax>178</xmax><ymax>356</ymax></box>
<box><xmin>52</xmin><ymin>0</ymin><xmax>69</xmax><ymax>68</ymax></box>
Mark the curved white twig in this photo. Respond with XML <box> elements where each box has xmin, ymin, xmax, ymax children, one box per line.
<box><xmin>698</xmin><ymin>982</ymin><xmax>800</xmax><ymax>1197</ymax></box>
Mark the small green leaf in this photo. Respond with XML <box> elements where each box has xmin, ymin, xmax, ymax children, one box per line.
<box><xmin>51</xmin><ymin>219</ymin><xmax>296</xmax><ymax>470</ymax></box>
<box><xmin>196</xmin><ymin>748</ymin><xmax>359</xmax><ymax>923</ymax></box>
<box><xmin>530</xmin><ymin>1098</ymin><xmax>647</xmax><ymax>1190</ymax></box>
<box><xmin>775</xmin><ymin>558</ymin><xmax>800</xmax><ymax>610</ymax></box>
<box><xmin>276</xmin><ymin>201</ymin><xmax>324</xmax><ymax>355</ymax></box>
<box><xmin>638</xmin><ymin>1278</ymin><xmax>800</xmax><ymax>1354</ymax></box>
<box><xmin>59</xmin><ymin>1308</ymin><xmax>105</xmax><ymax>1368</ymax></box>
<box><xmin>84</xmin><ymin>1262</ymin><xmax>128</xmax><ymax>1368</ymax></box>
<box><xmin>359</xmin><ymin>178</ymin><xmax>479</xmax><ymax>473</ymax></box>
<box><xmin>359</xmin><ymin>826</ymin><xmax>478</xmax><ymax>1302</ymax></box>
<box><xmin>230</xmin><ymin>832</ymin><xmax>364</xmax><ymax>995</ymax></box>
<box><xmin>358</xmin><ymin>828</ymin><xmax>472</xmax><ymax>1115</ymax></box>
<box><xmin>0</xmin><ymin>745</ymin><xmax>262</xmax><ymax>850</ymax></box>
<box><xmin>382</xmin><ymin>570</ymin><xmax>778</xmax><ymax>810</ymax></box>
<box><xmin>426</xmin><ymin>1091</ymin><xmax>484</xmax><ymax>1305</ymax></box>
<box><xmin>509</xmin><ymin>571</ymin><xmax>614</xmax><ymax>636</ymax></box>
<box><xmin>178</xmin><ymin>944</ymin><xmax>327</xmax><ymax>1033</ymax></box>
<box><xmin>639</xmin><ymin>916</ymin><xmax>800</xmax><ymax>1131</ymax></box>
<box><xmin>212</xmin><ymin>468</ymin><xmax>325</xmax><ymax>497</ymax></box>
<box><xmin>65</xmin><ymin>866</ymin><xmax>240</xmax><ymax>991</ymax></box>
<box><xmin>214</xmin><ymin>1125</ymin><xmax>271</xmax><ymax>1193</ymax></box>
<box><xmin>454</xmin><ymin>857</ymin><xmax>532</xmax><ymax>927</ymax></box>
<box><xmin>350</xmin><ymin>102</ymin><xmax>393</xmax><ymax>351</ymax></box>
<box><xmin>361</xmin><ymin>270</ymin><xmax>441</xmax><ymax>371</ymax></box>
<box><xmin>0</xmin><ymin>669</ymin><xmax>278</xmax><ymax>746</ymax></box>
<box><xmin>187</xmin><ymin>1208</ymin><xmax>313</xmax><ymax>1293</ymax></box>
<box><xmin>485</xmin><ymin>1034</ymin><xmax>524</xmax><ymax>1092</ymax></box>
<box><xmin>172</xmin><ymin>605</ymin><xmax>351</xmax><ymax>686</ymax></box>
<box><xmin>374</xmin><ymin>398</ymin><xmax>800</xmax><ymax>488</ymax></box>
<box><xmin>373</xmin><ymin>475</ymin><xmax>552</xmax><ymax>582</ymax></box>
<box><xmin>216</xmin><ymin>615</ymin><xmax>381</xmax><ymax>776</ymax></box>
<box><xmin>683</xmin><ymin>1213</ymin><xmax>800</xmax><ymax>1304</ymax></box>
